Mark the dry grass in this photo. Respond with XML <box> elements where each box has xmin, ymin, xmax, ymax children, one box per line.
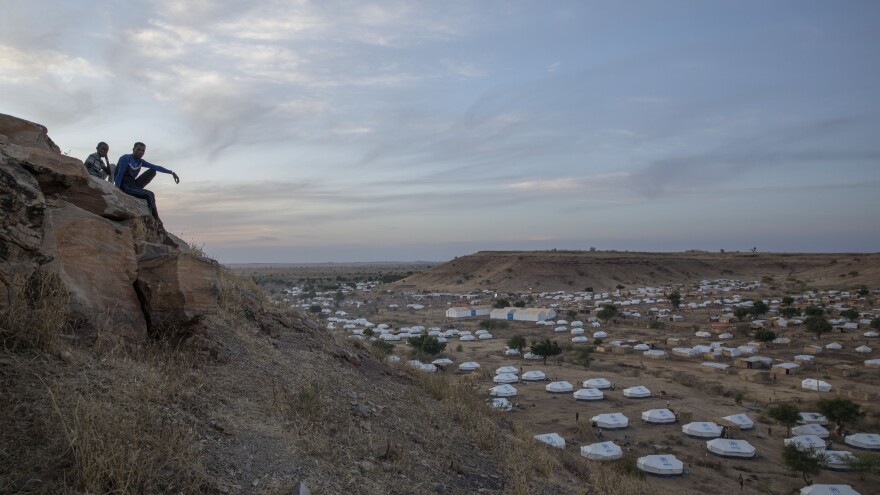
<box><xmin>0</xmin><ymin>268</ymin><xmax>69</xmax><ymax>351</ymax></box>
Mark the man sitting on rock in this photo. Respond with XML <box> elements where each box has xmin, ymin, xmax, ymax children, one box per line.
<box><xmin>83</xmin><ymin>141</ymin><xmax>115</xmax><ymax>181</ymax></box>
<box><xmin>114</xmin><ymin>141</ymin><xmax>179</xmax><ymax>234</ymax></box>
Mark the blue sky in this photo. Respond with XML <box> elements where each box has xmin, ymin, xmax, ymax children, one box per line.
<box><xmin>2</xmin><ymin>1</ymin><xmax>878</xmax><ymax>262</ymax></box>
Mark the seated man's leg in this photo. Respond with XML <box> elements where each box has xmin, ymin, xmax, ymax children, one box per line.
<box><xmin>134</xmin><ymin>169</ymin><xmax>157</xmax><ymax>189</ymax></box>
<box><xmin>107</xmin><ymin>164</ymin><xmax>117</xmax><ymax>183</ymax></box>
<box><xmin>122</xmin><ymin>186</ymin><xmax>160</xmax><ymax>219</ymax></box>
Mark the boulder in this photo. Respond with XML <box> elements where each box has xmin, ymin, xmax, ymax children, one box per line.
<box><xmin>41</xmin><ymin>204</ymin><xmax>146</xmax><ymax>341</ymax></box>
<box><xmin>0</xmin><ymin>112</ymin><xmax>221</xmax><ymax>344</ymax></box>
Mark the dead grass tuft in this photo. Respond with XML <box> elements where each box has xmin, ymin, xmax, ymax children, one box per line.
<box><xmin>0</xmin><ymin>269</ymin><xmax>69</xmax><ymax>351</ymax></box>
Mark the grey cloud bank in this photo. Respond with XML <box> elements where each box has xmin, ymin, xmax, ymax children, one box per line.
<box><xmin>2</xmin><ymin>1</ymin><xmax>879</xmax><ymax>263</ymax></box>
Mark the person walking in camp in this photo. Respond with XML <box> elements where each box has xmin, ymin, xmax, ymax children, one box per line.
<box><xmin>83</xmin><ymin>141</ymin><xmax>115</xmax><ymax>181</ymax></box>
<box><xmin>114</xmin><ymin>142</ymin><xmax>179</xmax><ymax>233</ymax></box>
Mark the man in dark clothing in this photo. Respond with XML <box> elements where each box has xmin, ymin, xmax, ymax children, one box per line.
<box><xmin>114</xmin><ymin>142</ymin><xmax>179</xmax><ymax>233</ymax></box>
<box><xmin>83</xmin><ymin>141</ymin><xmax>115</xmax><ymax>180</ymax></box>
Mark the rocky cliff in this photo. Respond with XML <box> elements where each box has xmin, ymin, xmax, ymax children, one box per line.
<box><xmin>0</xmin><ymin>113</ymin><xmax>220</xmax><ymax>343</ymax></box>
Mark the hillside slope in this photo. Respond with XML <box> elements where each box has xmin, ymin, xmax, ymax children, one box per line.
<box><xmin>395</xmin><ymin>250</ymin><xmax>880</xmax><ymax>293</ymax></box>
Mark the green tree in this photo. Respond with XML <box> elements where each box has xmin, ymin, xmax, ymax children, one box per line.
<box><xmin>494</xmin><ymin>298</ymin><xmax>510</xmax><ymax>308</ymax></box>
<box><xmin>845</xmin><ymin>452</ymin><xmax>880</xmax><ymax>481</ymax></box>
<box><xmin>334</xmin><ymin>289</ymin><xmax>345</xmax><ymax>302</ymax></box>
<box><xmin>667</xmin><ymin>291</ymin><xmax>682</xmax><ymax>309</ymax></box>
<box><xmin>751</xmin><ymin>300</ymin><xmax>769</xmax><ymax>316</ymax></box>
<box><xmin>839</xmin><ymin>308</ymin><xmax>859</xmax><ymax>320</ymax></box>
<box><xmin>407</xmin><ymin>335</ymin><xmax>446</xmax><ymax>355</ymax></box>
<box><xmin>857</xmin><ymin>285</ymin><xmax>870</xmax><ymax>297</ymax></box>
<box><xmin>572</xmin><ymin>347</ymin><xmax>594</xmax><ymax>368</ymax></box>
<box><xmin>782</xmin><ymin>444</ymin><xmax>826</xmax><ymax>485</ymax></box>
<box><xmin>817</xmin><ymin>398</ymin><xmax>865</xmax><ymax>433</ymax></box>
<box><xmin>872</xmin><ymin>317</ymin><xmax>880</xmax><ymax>330</ymax></box>
<box><xmin>782</xmin><ymin>296</ymin><xmax>795</xmax><ymax>306</ymax></box>
<box><xmin>567</xmin><ymin>309</ymin><xmax>578</xmax><ymax>320</ymax></box>
<box><xmin>768</xmin><ymin>403</ymin><xmax>800</xmax><ymax>436</ymax></box>
<box><xmin>309</xmin><ymin>304</ymin><xmax>323</xmax><ymax>314</ymax></box>
<box><xmin>596</xmin><ymin>304</ymin><xmax>618</xmax><ymax>324</ymax></box>
<box><xmin>805</xmin><ymin>305</ymin><xmax>824</xmax><ymax>317</ymax></box>
<box><xmin>734</xmin><ymin>307</ymin><xmax>752</xmax><ymax>320</ymax></box>
<box><xmin>753</xmin><ymin>328</ymin><xmax>777</xmax><ymax>342</ymax></box>
<box><xmin>804</xmin><ymin>315</ymin><xmax>832</xmax><ymax>339</ymax></box>
<box><xmin>363</xmin><ymin>328</ymin><xmax>375</xmax><ymax>337</ymax></box>
<box><xmin>780</xmin><ymin>307</ymin><xmax>800</xmax><ymax>319</ymax></box>
<box><xmin>530</xmin><ymin>339</ymin><xmax>562</xmax><ymax>365</ymax></box>
<box><xmin>370</xmin><ymin>339</ymin><xmax>394</xmax><ymax>356</ymax></box>
<box><xmin>507</xmin><ymin>335</ymin><xmax>527</xmax><ymax>353</ymax></box>
<box><xmin>513</xmin><ymin>300</ymin><xmax>526</xmax><ymax>308</ymax></box>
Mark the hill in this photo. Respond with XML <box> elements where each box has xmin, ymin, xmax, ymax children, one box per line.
<box><xmin>0</xmin><ymin>114</ymin><xmax>615</xmax><ymax>494</ymax></box>
<box><xmin>394</xmin><ymin>250</ymin><xmax>880</xmax><ymax>293</ymax></box>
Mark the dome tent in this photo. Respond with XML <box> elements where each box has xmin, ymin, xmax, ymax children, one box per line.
<box><xmin>721</xmin><ymin>413</ymin><xmax>754</xmax><ymax>430</ymax></box>
<box><xmin>637</xmin><ymin>455</ymin><xmax>683</xmax><ymax>476</ymax></box>
<box><xmin>493</xmin><ymin>373</ymin><xmax>519</xmax><ymax>384</ymax></box>
<box><xmin>584</xmin><ymin>378</ymin><xmax>612</xmax><ymax>389</ymax></box>
<box><xmin>844</xmin><ymin>433</ymin><xmax>880</xmax><ymax>450</ymax></box>
<box><xmin>824</xmin><ymin>450</ymin><xmax>856</xmax><ymax>471</ymax></box>
<box><xmin>573</xmin><ymin>388</ymin><xmax>604</xmax><ymax>401</ymax></box>
<box><xmin>802</xmin><ymin>379</ymin><xmax>832</xmax><ymax>392</ymax></box>
<box><xmin>623</xmin><ymin>386</ymin><xmax>651</xmax><ymax>398</ymax></box>
<box><xmin>546</xmin><ymin>381</ymin><xmax>574</xmax><ymax>393</ymax></box>
<box><xmin>799</xmin><ymin>485</ymin><xmax>861</xmax><ymax>495</ymax></box>
<box><xmin>591</xmin><ymin>413</ymin><xmax>629</xmax><ymax>429</ymax></box>
<box><xmin>682</xmin><ymin>422</ymin><xmax>722</xmax><ymax>439</ymax></box>
<box><xmin>580</xmin><ymin>441</ymin><xmax>622</xmax><ymax>460</ymax></box>
<box><xmin>791</xmin><ymin>423</ymin><xmax>829</xmax><ymax>438</ymax></box>
<box><xmin>785</xmin><ymin>435</ymin><xmax>826</xmax><ymax>451</ymax></box>
<box><xmin>489</xmin><ymin>384</ymin><xmax>517</xmax><ymax>397</ymax></box>
<box><xmin>642</xmin><ymin>409</ymin><xmax>676</xmax><ymax>424</ymax></box>
<box><xmin>533</xmin><ymin>433</ymin><xmax>566</xmax><ymax>449</ymax></box>
<box><xmin>706</xmin><ymin>439</ymin><xmax>756</xmax><ymax>459</ymax></box>
<box><xmin>521</xmin><ymin>370</ymin><xmax>546</xmax><ymax>381</ymax></box>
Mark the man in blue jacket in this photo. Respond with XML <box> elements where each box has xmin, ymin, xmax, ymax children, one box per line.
<box><xmin>114</xmin><ymin>142</ymin><xmax>179</xmax><ymax>233</ymax></box>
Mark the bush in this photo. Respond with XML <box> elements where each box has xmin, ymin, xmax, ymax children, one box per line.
<box><xmin>407</xmin><ymin>335</ymin><xmax>446</xmax><ymax>355</ymax></box>
<box><xmin>493</xmin><ymin>299</ymin><xmax>510</xmax><ymax>308</ymax></box>
<box><xmin>370</xmin><ymin>339</ymin><xmax>394</xmax><ymax>356</ymax></box>
<box><xmin>478</xmin><ymin>319</ymin><xmax>509</xmax><ymax>330</ymax></box>
<box><xmin>507</xmin><ymin>335</ymin><xmax>527</xmax><ymax>352</ymax></box>
<box><xmin>753</xmin><ymin>328</ymin><xmax>776</xmax><ymax>342</ymax></box>
<box><xmin>530</xmin><ymin>339</ymin><xmax>562</xmax><ymax>365</ymax></box>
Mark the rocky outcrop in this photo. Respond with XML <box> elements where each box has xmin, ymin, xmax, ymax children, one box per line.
<box><xmin>0</xmin><ymin>113</ymin><xmax>220</xmax><ymax>343</ymax></box>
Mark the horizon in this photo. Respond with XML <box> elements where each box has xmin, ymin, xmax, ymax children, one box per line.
<box><xmin>3</xmin><ymin>1</ymin><xmax>879</xmax><ymax>263</ymax></box>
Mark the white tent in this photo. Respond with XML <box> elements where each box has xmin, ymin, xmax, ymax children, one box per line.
<box><xmin>642</xmin><ymin>409</ymin><xmax>676</xmax><ymax>424</ymax></box>
<box><xmin>458</xmin><ymin>362</ymin><xmax>480</xmax><ymax>371</ymax></box>
<box><xmin>706</xmin><ymin>439</ymin><xmax>756</xmax><ymax>459</ymax></box>
<box><xmin>855</xmin><ymin>345</ymin><xmax>872</xmax><ymax>353</ymax></box>
<box><xmin>593</xmin><ymin>331</ymin><xmax>608</xmax><ymax>338</ymax></box>
<box><xmin>534</xmin><ymin>432</ymin><xmax>566</xmax><ymax>449</ymax></box>
<box><xmin>643</xmin><ymin>350</ymin><xmax>667</xmax><ymax>358</ymax></box>
<box><xmin>504</xmin><ymin>348</ymin><xmax>521</xmax><ymax>356</ymax></box>
<box><xmin>523</xmin><ymin>352</ymin><xmax>542</xmax><ymax>360</ymax></box>
<box><xmin>591</xmin><ymin>413</ymin><xmax>629</xmax><ymax>429</ymax></box>
<box><xmin>490</xmin><ymin>398</ymin><xmax>512</xmax><ymax>412</ymax></box>
<box><xmin>489</xmin><ymin>384</ymin><xmax>518</xmax><ymax>397</ymax></box>
<box><xmin>721</xmin><ymin>413</ymin><xmax>754</xmax><ymax>430</ymax></box>
<box><xmin>478</xmin><ymin>333</ymin><xmax>493</xmax><ymax>340</ymax></box>
<box><xmin>584</xmin><ymin>378</ymin><xmax>612</xmax><ymax>389</ymax></box>
<box><xmin>792</xmin><ymin>424</ymin><xmax>830</xmax><ymax>438</ymax></box>
<box><xmin>695</xmin><ymin>331</ymin><xmax>712</xmax><ymax>338</ymax></box>
<box><xmin>623</xmin><ymin>386</ymin><xmax>651</xmax><ymax>398</ymax></box>
<box><xmin>493</xmin><ymin>373</ymin><xmax>519</xmax><ymax>384</ymax></box>
<box><xmin>521</xmin><ymin>370</ymin><xmax>546</xmax><ymax>381</ymax></box>
<box><xmin>419</xmin><ymin>363</ymin><xmax>437</xmax><ymax>372</ymax></box>
<box><xmin>799</xmin><ymin>485</ymin><xmax>861</xmax><ymax>495</ymax></box>
<box><xmin>785</xmin><ymin>435</ymin><xmax>826</xmax><ymax>452</ymax></box>
<box><xmin>573</xmin><ymin>388</ymin><xmax>604</xmax><ymax>401</ymax></box>
<box><xmin>637</xmin><ymin>455</ymin><xmax>683</xmax><ymax>476</ymax></box>
<box><xmin>495</xmin><ymin>365</ymin><xmax>518</xmax><ymax>375</ymax></box>
<box><xmin>431</xmin><ymin>358</ymin><xmax>454</xmax><ymax>366</ymax></box>
<box><xmin>545</xmin><ymin>381</ymin><xmax>574</xmax><ymax>393</ymax></box>
<box><xmin>798</xmin><ymin>412</ymin><xmax>828</xmax><ymax>425</ymax></box>
<box><xmin>824</xmin><ymin>450</ymin><xmax>856</xmax><ymax>471</ymax></box>
<box><xmin>844</xmin><ymin>433</ymin><xmax>880</xmax><ymax>450</ymax></box>
<box><xmin>825</xmin><ymin>342</ymin><xmax>843</xmax><ymax>350</ymax></box>
<box><xmin>865</xmin><ymin>331</ymin><xmax>879</xmax><ymax>338</ymax></box>
<box><xmin>634</xmin><ymin>343</ymin><xmax>650</xmax><ymax>351</ymax></box>
<box><xmin>802</xmin><ymin>379</ymin><xmax>832</xmax><ymax>392</ymax></box>
<box><xmin>580</xmin><ymin>441</ymin><xmax>622</xmax><ymax>460</ymax></box>
<box><xmin>682</xmin><ymin>422</ymin><xmax>722</xmax><ymax>438</ymax></box>
<box><xmin>572</xmin><ymin>336</ymin><xmax>589</xmax><ymax>343</ymax></box>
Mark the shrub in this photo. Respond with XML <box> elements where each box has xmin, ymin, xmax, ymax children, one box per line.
<box><xmin>407</xmin><ymin>335</ymin><xmax>446</xmax><ymax>355</ymax></box>
<box><xmin>530</xmin><ymin>339</ymin><xmax>561</xmax><ymax>365</ymax></box>
<box><xmin>753</xmin><ymin>328</ymin><xmax>776</xmax><ymax>342</ymax></box>
<box><xmin>506</xmin><ymin>335</ymin><xmax>527</xmax><ymax>352</ymax></box>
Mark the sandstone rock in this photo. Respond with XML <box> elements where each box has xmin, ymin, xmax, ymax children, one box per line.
<box><xmin>41</xmin><ymin>204</ymin><xmax>146</xmax><ymax>341</ymax></box>
<box><xmin>0</xmin><ymin>113</ymin><xmax>60</xmax><ymax>152</ymax></box>
<box><xmin>135</xmin><ymin>249</ymin><xmax>221</xmax><ymax>335</ymax></box>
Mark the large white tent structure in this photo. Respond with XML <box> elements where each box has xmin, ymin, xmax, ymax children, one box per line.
<box><xmin>489</xmin><ymin>384</ymin><xmax>518</xmax><ymax>397</ymax></box>
<box><xmin>623</xmin><ymin>386</ymin><xmax>651</xmax><ymax>398</ymax></box>
<box><xmin>802</xmin><ymin>379</ymin><xmax>832</xmax><ymax>392</ymax></box>
<box><xmin>546</xmin><ymin>381</ymin><xmax>574</xmax><ymax>393</ymax></box>
<box><xmin>721</xmin><ymin>413</ymin><xmax>754</xmax><ymax>430</ymax></box>
<box><xmin>706</xmin><ymin>439</ymin><xmax>756</xmax><ymax>459</ymax></box>
<box><xmin>637</xmin><ymin>455</ymin><xmax>683</xmax><ymax>476</ymax></box>
<box><xmin>792</xmin><ymin>424</ymin><xmax>830</xmax><ymax>438</ymax></box>
<box><xmin>799</xmin><ymin>485</ymin><xmax>861</xmax><ymax>495</ymax></box>
<box><xmin>533</xmin><ymin>433</ymin><xmax>566</xmax><ymax>449</ymax></box>
<box><xmin>580</xmin><ymin>441</ymin><xmax>623</xmax><ymax>460</ymax></box>
<box><xmin>642</xmin><ymin>409</ymin><xmax>676</xmax><ymax>424</ymax></box>
<box><xmin>521</xmin><ymin>370</ymin><xmax>546</xmax><ymax>381</ymax></box>
<box><xmin>785</xmin><ymin>435</ymin><xmax>827</xmax><ymax>451</ymax></box>
<box><xmin>824</xmin><ymin>450</ymin><xmax>856</xmax><ymax>471</ymax></box>
<box><xmin>591</xmin><ymin>413</ymin><xmax>629</xmax><ymax>429</ymax></box>
<box><xmin>573</xmin><ymin>388</ymin><xmax>604</xmax><ymax>401</ymax></box>
<box><xmin>584</xmin><ymin>378</ymin><xmax>612</xmax><ymax>389</ymax></box>
<box><xmin>493</xmin><ymin>373</ymin><xmax>519</xmax><ymax>384</ymax></box>
<box><xmin>495</xmin><ymin>366</ymin><xmax>518</xmax><ymax>375</ymax></box>
<box><xmin>682</xmin><ymin>422</ymin><xmax>722</xmax><ymax>438</ymax></box>
<box><xmin>844</xmin><ymin>433</ymin><xmax>880</xmax><ymax>450</ymax></box>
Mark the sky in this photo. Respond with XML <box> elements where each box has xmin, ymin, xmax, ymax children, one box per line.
<box><xmin>2</xmin><ymin>1</ymin><xmax>879</xmax><ymax>263</ymax></box>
